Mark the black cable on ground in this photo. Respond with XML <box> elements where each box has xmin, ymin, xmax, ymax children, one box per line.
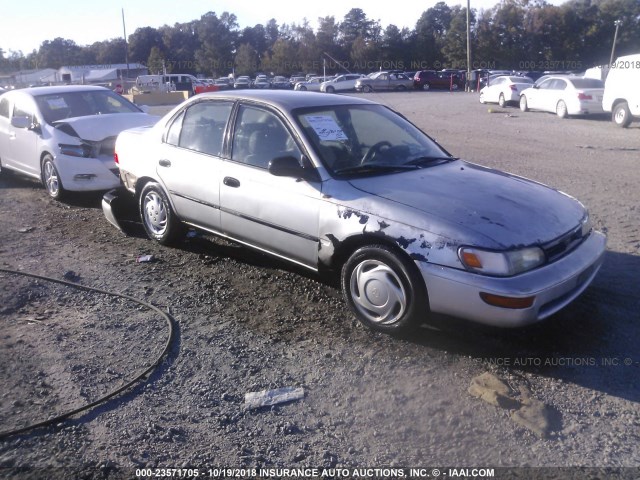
<box><xmin>0</xmin><ymin>267</ymin><xmax>175</xmax><ymax>441</ymax></box>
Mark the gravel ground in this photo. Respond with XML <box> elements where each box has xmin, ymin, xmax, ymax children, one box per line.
<box><xmin>0</xmin><ymin>91</ymin><xmax>639</xmax><ymax>479</ymax></box>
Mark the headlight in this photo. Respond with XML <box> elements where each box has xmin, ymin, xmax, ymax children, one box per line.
<box><xmin>458</xmin><ymin>246</ymin><xmax>545</xmax><ymax>277</ymax></box>
<box><xmin>59</xmin><ymin>143</ymin><xmax>93</xmax><ymax>158</ymax></box>
<box><xmin>581</xmin><ymin>212</ymin><xmax>592</xmax><ymax>237</ymax></box>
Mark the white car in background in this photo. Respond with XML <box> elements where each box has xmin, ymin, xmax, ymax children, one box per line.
<box><xmin>0</xmin><ymin>85</ymin><xmax>158</xmax><ymax>199</ymax></box>
<box><xmin>520</xmin><ymin>76</ymin><xmax>605</xmax><ymax>118</ymax></box>
<box><xmin>320</xmin><ymin>74</ymin><xmax>366</xmax><ymax>93</ymax></box>
<box><xmin>479</xmin><ymin>76</ymin><xmax>534</xmax><ymax>107</ymax></box>
<box><xmin>294</xmin><ymin>76</ymin><xmax>335</xmax><ymax>91</ymax></box>
<box><xmin>603</xmin><ymin>54</ymin><xmax>640</xmax><ymax>127</ymax></box>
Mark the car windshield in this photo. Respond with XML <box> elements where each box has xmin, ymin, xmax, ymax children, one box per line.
<box><xmin>294</xmin><ymin>104</ymin><xmax>453</xmax><ymax>177</ymax></box>
<box><xmin>34</xmin><ymin>90</ymin><xmax>141</xmax><ymax>124</ymax></box>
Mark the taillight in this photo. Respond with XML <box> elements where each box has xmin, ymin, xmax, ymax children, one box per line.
<box><xmin>577</xmin><ymin>92</ymin><xmax>592</xmax><ymax>100</ymax></box>
<box><xmin>114</xmin><ymin>152</ymin><xmax>119</xmax><ymax>164</ymax></box>
<box><xmin>509</xmin><ymin>84</ymin><xmax>517</xmax><ymax>91</ymax></box>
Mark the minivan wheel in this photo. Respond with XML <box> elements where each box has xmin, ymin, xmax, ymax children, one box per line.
<box><xmin>613</xmin><ymin>102</ymin><xmax>632</xmax><ymax>128</ymax></box>
<box><xmin>41</xmin><ymin>154</ymin><xmax>65</xmax><ymax>200</ymax></box>
<box><xmin>341</xmin><ymin>244</ymin><xmax>427</xmax><ymax>334</ymax></box>
<box><xmin>139</xmin><ymin>182</ymin><xmax>184</xmax><ymax>245</ymax></box>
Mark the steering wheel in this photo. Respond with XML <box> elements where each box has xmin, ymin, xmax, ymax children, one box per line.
<box><xmin>361</xmin><ymin>141</ymin><xmax>392</xmax><ymax>164</ymax></box>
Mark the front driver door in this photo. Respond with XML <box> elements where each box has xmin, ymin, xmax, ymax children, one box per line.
<box><xmin>219</xmin><ymin>103</ymin><xmax>321</xmax><ymax>269</ymax></box>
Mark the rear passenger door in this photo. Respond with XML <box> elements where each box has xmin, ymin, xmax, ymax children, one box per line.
<box><xmin>156</xmin><ymin>99</ymin><xmax>233</xmax><ymax>232</ymax></box>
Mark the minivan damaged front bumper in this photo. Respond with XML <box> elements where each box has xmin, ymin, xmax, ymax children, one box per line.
<box><xmin>418</xmin><ymin>230</ymin><xmax>607</xmax><ymax>327</ymax></box>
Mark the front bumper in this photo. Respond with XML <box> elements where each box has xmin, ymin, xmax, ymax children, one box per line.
<box><xmin>55</xmin><ymin>153</ymin><xmax>121</xmax><ymax>192</ymax></box>
<box><xmin>418</xmin><ymin>230</ymin><xmax>607</xmax><ymax>327</ymax></box>
<box><xmin>102</xmin><ymin>187</ymin><xmax>139</xmax><ymax>234</ymax></box>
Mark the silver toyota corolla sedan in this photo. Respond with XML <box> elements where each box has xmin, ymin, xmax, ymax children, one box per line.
<box><xmin>103</xmin><ymin>90</ymin><xmax>606</xmax><ymax>334</ymax></box>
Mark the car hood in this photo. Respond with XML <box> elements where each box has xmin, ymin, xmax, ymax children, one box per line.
<box><xmin>347</xmin><ymin>160</ymin><xmax>585</xmax><ymax>248</ymax></box>
<box><xmin>52</xmin><ymin>112</ymin><xmax>159</xmax><ymax>141</ymax></box>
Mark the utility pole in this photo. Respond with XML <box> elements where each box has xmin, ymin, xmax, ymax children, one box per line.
<box><xmin>122</xmin><ymin>8</ymin><xmax>130</xmax><ymax>80</ymax></box>
<box><xmin>466</xmin><ymin>0</ymin><xmax>471</xmax><ymax>92</ymax></box>
<box><xmin>609</xmin><ymin>20</ymin><xmax>622</xmax><ymax>67</ymax></box>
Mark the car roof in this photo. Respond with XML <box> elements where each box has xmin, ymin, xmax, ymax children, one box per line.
<box><xmin>15</xmin><ymin>85</ymin><xmax>109</xmax><ymax>97</ymax></box>
<box><xmin>192</xmin><ymin>89</ymin><xmax>378</xmax><ymax>111</ymax></box>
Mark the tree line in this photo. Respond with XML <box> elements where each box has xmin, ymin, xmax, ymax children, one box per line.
<box><xmin>1</xmin><ymin>0</ymin><xmax>638</xmax><ymax>78</ymax></box>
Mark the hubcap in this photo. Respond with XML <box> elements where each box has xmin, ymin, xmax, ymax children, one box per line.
<box><xmin>615</xmin><ymin>109</ymin><xmax>626</xmax><ymax>124</ymax></box>
<box><xmin>43</xmin><ymin>161</ymin><xmax>59</xmax><ymax>197</ymax></box>
<box><xmin>349</xmin><ymin>259</ymin><xmax>407</xmax><ymax>325</ymax></box>
<box><xmin>143</xmin><ymin>191</ymin><xmax>168</xmax><ymax>235</ymax></box>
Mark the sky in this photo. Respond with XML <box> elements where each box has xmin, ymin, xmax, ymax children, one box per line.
<box><xmin>1</xmin><ymin>0</ymin><xmax>566</xmax><ymax>56</ymax></box>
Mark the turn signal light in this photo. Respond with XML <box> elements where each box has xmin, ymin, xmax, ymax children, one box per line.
<box><xmin>461</xmin><ymin>251</ymin><xmax>483</xmax><ymax>268</ymax></box>
<box><xmin>480</xmin><ymin>292</ymin><xmax>535</xmax><ymax>309</ymax></box>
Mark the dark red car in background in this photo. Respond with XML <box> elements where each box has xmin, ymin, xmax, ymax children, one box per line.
<box><xmin>413</xmin><ymin>70</ymin><xmax>465</xmax><ymax>91</ymax></box>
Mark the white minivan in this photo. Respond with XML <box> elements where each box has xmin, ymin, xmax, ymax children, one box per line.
<box><xmin>602</xmin><ymin>54</ymin><xmax>640</xmax><ymax>127</ymax></box>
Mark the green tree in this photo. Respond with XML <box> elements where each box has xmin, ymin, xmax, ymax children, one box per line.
<box><xmin>146</xmin><ymin>46</ymin><xmax>166</xmax><ymax>74</ymax></box>
<box><xmin>234</xmin><ymin>43</ymin><xmax>258</xmax><ymax>76</ymax></box>
<box><xmin>128</xmin><ymin>27</ymin><xmax>164</xmax><ymax>65</ymax></box>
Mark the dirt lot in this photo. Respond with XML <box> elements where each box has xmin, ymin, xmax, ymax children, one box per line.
<box><xmin>0</xmin><ymin>91</ymin><xmax>639</xmax><ymax>478</ymax></box>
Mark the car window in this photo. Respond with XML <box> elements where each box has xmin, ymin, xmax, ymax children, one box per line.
<box><xmin>231</xmin><ymin>105</ymin><xmax>301</xmax><ymax>169</ymax></box>
<box><xmin>165</xmin><ymin>110</ymin><xmax>185</xmax><ymax>146</ymax></box>
<box><xmin>0</xmin><ymin>97</ymin><xmax>9</xmax><ymax>118</ymax></box>
<box><xmin>537</xmin><ymin>79</ymin><xmax>553</xmax><ymax>89</ymax></box>
<box><xmin>33</xmin><ymin>90</ymin><xmax>140</xmax><ymax>124</ymax></box>
<box><xmin>178</xmin><ymin>101</ymin><xmax>232</xmax><ymax>156</ymax></box>
<box><xmin>13</xmin><ymin>99</ymin><xmax>35</xmax><ymax>124</ymax></box>
<box><xmin>295</xmin><ymin>104</ymin><xmax>449</xmax><ymax>175</ymax></box>
<box><xmin>570</xmin><ymin>78</ymin><xmax>605</xmax><ymax>89</ymax></box>
<box><xmin>549</xmin><ymin>79</ymin><xmax>567</xmax><ymax>90</ymax></box>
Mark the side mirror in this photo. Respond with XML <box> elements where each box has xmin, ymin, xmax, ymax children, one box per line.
<box><xmin>268</xmin><ymin>155</ymin><xmax>318</xmax><ymax>181</ymax></box>
<box><xmin>11</xmin><ymin>116</ymin><xmax>31</xmax><ymax>129</ymax></box>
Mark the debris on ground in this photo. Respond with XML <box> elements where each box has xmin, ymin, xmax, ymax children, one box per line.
<box><xmin>244</xmin><ymin>387</ymin><xmax>305</xmax><ymax>410</ymax></box>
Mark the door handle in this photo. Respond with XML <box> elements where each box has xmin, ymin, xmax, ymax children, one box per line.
<box><xmin>159</xmin><ymin>159</ymin><xmax>171</xmax><ymax>167</ymax></box>
<box><xmin>223</xmin><ymin>176</ymin><xmax>240</xmax><ymax>188</ymax></box>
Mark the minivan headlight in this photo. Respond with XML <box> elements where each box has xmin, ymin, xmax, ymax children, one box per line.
<box><xmin>458</xmin><ymin>246</ymin><xmax>545</xmax><ymax>277</ymax></box>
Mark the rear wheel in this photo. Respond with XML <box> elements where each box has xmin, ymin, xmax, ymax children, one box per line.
<box><xmin>519</xmin><ymin>95</ymin><xmax>529</xmax><ymax>112</ymax></box>
<box><xmin>139</xmin><ymin>182</ymin><xmax>184</xmax><ymax>245</ymax></box>
<box><xmin>396</xmin><ymin>84</ymin><xmax>407</xmax><ymax>91</ymax></box>
<box><xmin>41</xmin><ymin>154</ymin><xmax>65</xmax><ymax>200</ymax></box>
<box><xmin>556</xmin><ymin>100</ymin><xmax>568</xmax><ymax>119</ymax></box>
<box><xmin>612</xmin><ymin>102</ymin><xmax>632</xmax><ymax>128</ymax></box>
<box><xmin>479</xmin><ymin>91</ymin><xmax>485</xmax><ymax>104</ymax></box>
<box><xmin>498</xmin><ymin>93</ymin><xmax>506</xmax><ymax>108</ymax></box>
<box><xmin>341</xmin><ymin>244</ymin><xmax>427</xmax><ymax>334</ymax></box>
<box><xmin>422</xmin><ymin>82</ymin><xmax>431</xmax><ymax>91</ymax></box>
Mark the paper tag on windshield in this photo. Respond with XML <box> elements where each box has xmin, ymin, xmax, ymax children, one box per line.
<box><xmin>305</xmin><ymin>115</ymin><xmax>348</xmax><ymax>141</ymax></box>
<box><xmin>47</xmin><ymin>97</ymin><xmax>68</xmax><ymax>110</ymax></box>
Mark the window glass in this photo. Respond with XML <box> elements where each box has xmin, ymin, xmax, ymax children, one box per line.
<box><xmin>165</xmin><ymin>110</ymin><xmax>185</xmax><ymax>146</ymax></box>
<box><xmin>178</xmin><ymin>101</ymin><xmax>232</xmax><ymax>156</ymax></box>
<box><xmin>13</xmin><ymin>101</ymin><xmax>34</xmax><ymax>123</ymax></box>
<box><xmin>0</xmin><ymin>97</ymin><xmax>9</xmax><ymax>118</ymax></box>
<box><xmin>232</xmin><ymin>105</ymin><xmax>301</xmax><ymax>169</ymax></box>
<box><xmin>33</xmin><ymin>90</ymin><xmax>140</xmax><ymax>124</ymax></box>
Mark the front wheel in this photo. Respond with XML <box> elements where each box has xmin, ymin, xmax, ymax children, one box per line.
<box><xmin>341</xmin><ymin>245</ymin><xmax>427</xmax><ymax>334</ymax></box>
<box><xmin>325</xmin><ymin>86</ymin><xmax>335</xmax><ymax>93</ymax></box>
<box><xmin>41</xmin><ymin>154</ymin><xmax>65</xmax><ymax>200</ymax></box>
<box><xmin>498</xmin><ymin>93</ymin><xmax>506</xmax><ymax>108</ymax></box>
<box><xmin>363</xmin><ymin>85</ymin><xmax>373</xmax><ymax>93</ymax></box>
<box><xmin>139</xmin><ymin>182</ymin><xmax>184</xmax><ymax>245</ymax></box>
<box><xmin>612</xmin><ymin>102</ymin><xmax>632</xmax><ymax>128</ymax></box>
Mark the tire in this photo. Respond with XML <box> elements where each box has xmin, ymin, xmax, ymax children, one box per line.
<box><xmin>556</xmin><ymin>100</ymin><xmax>568</xmax><ymax>119</ymax></box>
<box><xmin>519</xmin><ymin>95</ymin><xmax>529</xmax><ymax>112</ymax></box>
<box><xmin>396</xmin><ymin>84</ymin><xmax>407</xmax><ymax>91</ymax></box>
<box><xmin>363</xmin><ymin>85</ymin><xmax>373</xmax><ymax>93</ymax></box>
<box><xmin>479</xmin><ymin>92</ymin><xmax>485</xmax><ymax>104</ymax></box>
<box><xmin>612</xmin><ymin>102</ymin><xmax>632</xmax><ymax>128</ymax></box>
<box><xmin>451</xmin><ymin>83</ymin><xmax>459</xmax><ymax>91</ymax></box>
<box><xmin>498</xmin><ymin>93</ymin><xmax>506</xmax><ymax>108</ymax></box>
<box><xmin>341</xmin><ymin>244</ymin><xmax>427</xmax><ymax>334</ymax></box>
<box><xmin>139</xmin><ymin>182</ymin><xmax>184</xmax><ymax>245</ymax></box>
<box><xmin>298</xmin><ymin>85</ymin><xmax>307</xmax><ymax>91</ymax></box>
<box><xmin>41</xmin><ymin>154</ymin><xmax>65</xmax><ymax>200</ymax></box>
<box><xmin>422</xmin><ymin>83</ymin><xmax>431</xmax><ymax>91</ymax></box>
<box><xmin>325</xmin><ymin>86</ymin><xmax>335</xmax><ymax>93</ymax></box>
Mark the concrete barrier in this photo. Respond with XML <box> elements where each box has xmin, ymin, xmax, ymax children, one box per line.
<box><xmin>124</xmin><ymin>91</ymin><xmax>189</xmax><ymax>106</ymax></box>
